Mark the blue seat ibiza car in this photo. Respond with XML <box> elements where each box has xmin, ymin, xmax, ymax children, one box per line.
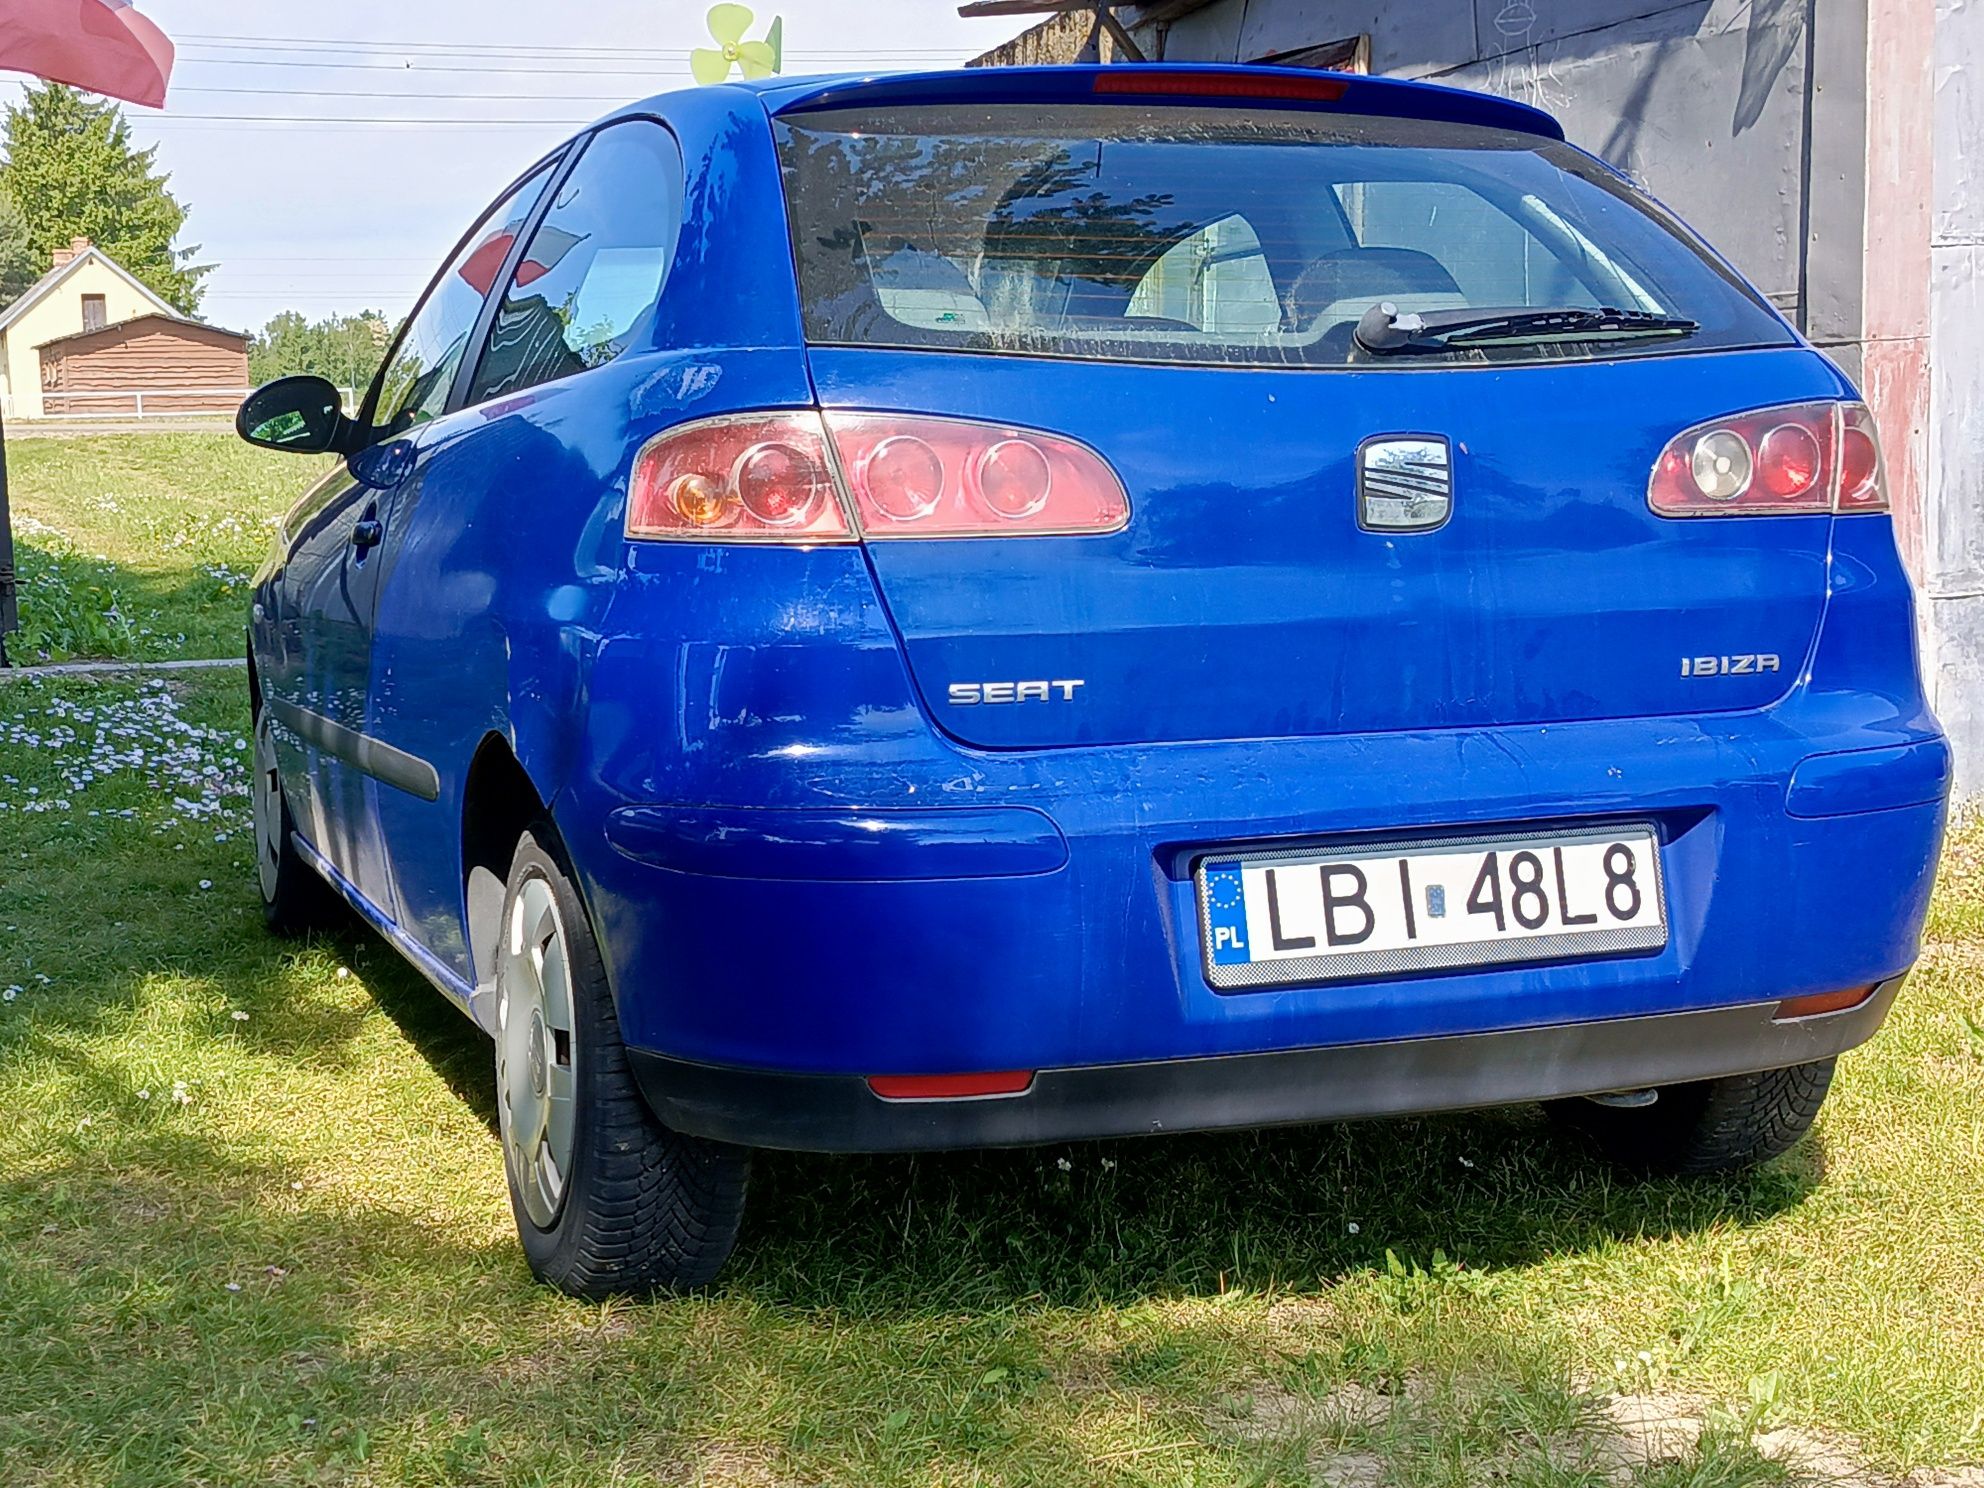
<box><xmin>238</xmin><ymin>63</ymin><xmax>1950</xmax><ymax>1296</ymax></box>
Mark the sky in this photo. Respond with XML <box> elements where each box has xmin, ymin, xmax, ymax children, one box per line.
<box><xmin>0</xmin><ymin>0</ymin><xmax>1025</xmax><ymax>332</ymax></box>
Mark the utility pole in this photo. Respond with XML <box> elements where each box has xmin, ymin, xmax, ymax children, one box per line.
<box><xmin>0</xmin><ymin>415</ymin><xmax>13</xmax><ymax>666</ymax></box>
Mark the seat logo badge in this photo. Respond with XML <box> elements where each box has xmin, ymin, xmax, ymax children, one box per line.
<box><xmin>1358</xmin><ymin>435</ymin><xmax>1453</xmax><ymax>533</ymax></box>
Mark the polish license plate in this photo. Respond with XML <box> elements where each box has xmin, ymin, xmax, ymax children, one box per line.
<box><xmin>1196</xmin><ymin>824</ymin><xmax>1667</xmax><ymax>990</ymax></box>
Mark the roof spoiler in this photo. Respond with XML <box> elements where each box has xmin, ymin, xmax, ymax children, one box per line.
<box><xmin>760</xmin><ymin>62</ymin><xmax>1565</xmax><ymax>142</ymax></box>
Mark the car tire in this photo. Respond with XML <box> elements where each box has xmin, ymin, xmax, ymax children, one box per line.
<box><xmin>1547</xmin><ymin>1058</ymin><xmax>1836</xmax><ymax>1176</ymax></box>
<box><xmin>251</xmin><ymin>700</ymin><xmax>342</xmax><ymax>935</ymax></box>
<box><xmin>495</xmin><ymin>823</ymin><xmax>749</xmax><ymax>1297</ymax></box>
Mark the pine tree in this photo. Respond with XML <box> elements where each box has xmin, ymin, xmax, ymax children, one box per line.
<box><xmin>0</xmin><ymin>83</ymin><xmax>209</xmax><ymax>314</ymax></box>
<box><xmin>0</xmin><ymin>190</ymin><xmax>37</xmax><ymax>310</ymax></box>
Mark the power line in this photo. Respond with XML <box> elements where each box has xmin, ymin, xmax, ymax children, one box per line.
<box><xmin>170</xmin><ymin>53</ymin><xmax>890</xmax><ymax>78</ymax></box>
<box><xmin>174</xmin><ymin>31</ymin><xmax>967</xmax><ymax>59</ymax></box>
<box><xmin>173</xmin><ymin>54</ymin><xmax>730</xmax><ymax>76</ymax></box>
<box><xmin>140</xmin><ymin>114</ymin><xmax>593</xmax><ymax>126</ymax></box>
<box><xmin>173</xmin><ymin>86</ymin><xmax>656</xmax><ymax>102</ymax></box>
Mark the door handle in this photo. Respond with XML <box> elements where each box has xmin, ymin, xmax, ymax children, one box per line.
<box><xmin>351</xmin><ymin>518</ymin><xmax>384</xmax><ymax>551</ymax></box>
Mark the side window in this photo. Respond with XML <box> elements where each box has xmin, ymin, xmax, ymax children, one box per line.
<box><xmin>466</xmin><ymin>120</ymin><xmax>684</xmax><ymax>405</ymax></box>
<box><xmin>1127</xmin><ymin>215</ymin><xmax>1280</xmax><ymax>333</ymax></box>
<box><xmin>1332</xmin><ymin>180</ymin><xmax>1593</xmax><ymax>309</ymax></box>
<box><xmin>372</xmin><ymin>164</ymin><xmax>555</xmax><ymax>435</ymax></box>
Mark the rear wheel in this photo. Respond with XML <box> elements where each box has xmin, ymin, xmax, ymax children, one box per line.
<box><xmin>251</xmin><ymin>702</ymin><xmax>340</xmax><ymax>935</ymax></box>
<box><xmin>1547</xmin><ymin>1059</ymin><xmax>1836</xmax><ymax>1175</ymax></box>
<box><xmin>496</xmin><ymin>824</ymin><xmax>750</xmax><ymax>1297</ymax></box>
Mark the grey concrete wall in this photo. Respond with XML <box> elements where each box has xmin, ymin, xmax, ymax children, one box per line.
<box><xmin>1929</xmin><ymin>0</ymin><xmax>1984</xmax><ymax>794</ymax></box>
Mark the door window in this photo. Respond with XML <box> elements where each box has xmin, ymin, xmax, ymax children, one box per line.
<box><xmin>371</xmin><ymin>163</ymin><xmax>556</xmax><ymax>436</ymax></box>
<box><xmin>466</xmin><ymin>120</ymin><xmax>684</xmax><ymax>404</ymax></box>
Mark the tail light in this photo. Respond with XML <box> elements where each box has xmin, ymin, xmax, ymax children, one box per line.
<box><xmin>1648</xmin><ymin>400</ymin><xmax>1889</xmax><ymax>517</ymax></box>
<box><xmin>627</xmin><ymin>412</ymin><xmax>853</xmax><ymax>542</ymax></box>
<box><xmin>626</xmin><ymin>411</ymin><xmax>1129</xmax><ymax>544</ymax></box>
<box><xmin>825</xmin><ymin>413</ymin><xmax>1129</xmax><ymax>539</ymax></box>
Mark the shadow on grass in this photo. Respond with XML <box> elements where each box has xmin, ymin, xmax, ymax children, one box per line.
<box><xmin>328</xmin><ymin>907</ymin><xmax>1826</xmax><ymax>1315</ymax></box>
<box><xmin>9</xmin><ymin>536</ymin><xmax>257</xmax><ymax>663</ymax></box>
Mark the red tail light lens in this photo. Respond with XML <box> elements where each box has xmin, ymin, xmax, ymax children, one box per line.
<box><xmin>826</xmin><ymin>413</ymin><xmax>1128</xmax><ymax>538</ymax></box>
<box><xmin>1648</xmin><ymin>400</ymin><xmax>1889</xmax><ymax>517</ymax></box>
<box><xmin>1836</xmin><ymin>403</ymin><xmax>1889</xmax><ymax>512</ymax></box>
<box><xmin>626</xmin><ymin>411</ymin><xmax>1129</xmax><ymax>543</ymax></box>
<box><xmin>627</xmin><ymin>413</ymin><xmax>853</xmax><ymax>542</ymax></box>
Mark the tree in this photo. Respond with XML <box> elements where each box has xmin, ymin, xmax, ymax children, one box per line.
<box><xmin>0</xmin><ymin>83</ymin><xmax>209</xmax><ymax>314</ymax></box>
<box><xmin>250</xmin><ymin>309</ymin><xmax>394</xmax><ymax>393</ymax></box>
<box><xmin>0</xmin><ymin>190</ymin><xmax>37</xmax><ymax>310</ymax></box>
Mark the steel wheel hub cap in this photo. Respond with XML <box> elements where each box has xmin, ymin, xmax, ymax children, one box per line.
<box><xmin>497</xmin><ymin>873</ymin><xmax>578</xmax><ymax>1228</ymax></box>
<box><xmin>252</xmin><ymin>710</ymin><xmax>282</xmax><ymax>902</ymax></box>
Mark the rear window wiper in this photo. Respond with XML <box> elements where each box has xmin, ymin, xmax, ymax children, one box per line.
<box><xmin>1354</xmin><ymin>302</ymin><xmax>1700</xmax><ymax>355</ymax></box>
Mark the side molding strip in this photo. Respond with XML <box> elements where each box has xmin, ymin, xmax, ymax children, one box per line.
<box><xmin>291</xmin><ymin>832</ymin><xmax>481</xmax><ymax>1021</ymax></box>
<box><xmin>269</xmin><ymin>697</ymin><xmax>440</xmax><ymax>802</ymax></box>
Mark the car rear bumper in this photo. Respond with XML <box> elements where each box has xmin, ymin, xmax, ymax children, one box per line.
<box><xmin>629</xmin><ymin>974</ymin><xmax>1905</xmax><ymax>1152</ymax></box>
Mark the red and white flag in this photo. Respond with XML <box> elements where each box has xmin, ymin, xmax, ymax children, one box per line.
<box><xmin>0</xmin><ymin>0</ymin><xmax>175</xmax><ymax>109</ymax></box>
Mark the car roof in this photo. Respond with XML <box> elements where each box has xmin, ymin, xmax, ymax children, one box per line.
<box><xmin>605</xmin><ymin>63</ymin><xmax>1565</xmax><ymax>144</ymax></box>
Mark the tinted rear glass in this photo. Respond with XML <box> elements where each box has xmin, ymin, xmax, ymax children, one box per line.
<box><xmin>774</xmin><ymin>103</ymin><xmax>1792</xmax><ymax>367</ymax></box>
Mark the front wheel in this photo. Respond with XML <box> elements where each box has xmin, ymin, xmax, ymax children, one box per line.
<box><xmin>495</xmin><ymin>824</ymin><xmax>750</xmax><ymax>1297</ymax></box>
<box><xmin>1546</xmin><ymin>1059</ymin><xmax>1836</xmax><ymax>1175</ymax></box>
<box><xmin>251</xmin><ymin>702</ymin><xmax>341</xmax><ymax>935</ymax></box>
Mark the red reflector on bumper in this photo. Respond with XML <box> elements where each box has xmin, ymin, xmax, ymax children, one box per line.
<box><xmin>1773</xmin><ymin>986</ymin><xmax>1877</xmax><ymax>1021</ymax></box>
<box><xmin>867</xmin><ymin>1070</ymin><xmax>1035</xmax><ymax>1100</ymax></box>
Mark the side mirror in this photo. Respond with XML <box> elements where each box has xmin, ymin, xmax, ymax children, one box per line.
<box><xmin>237</xmin><ymin>375</ymin><xmax>353</xmax><ymax>454</ymax></box>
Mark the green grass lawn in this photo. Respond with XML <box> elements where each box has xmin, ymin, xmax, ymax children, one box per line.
<box><xmin>0</xmin><ymin>668</ymin><xmax>1980</xmax><ymax>1487</ymax></box>
<box><xmin>5</xmin><ymin>432</ymin><xmax>328</xmax><ymax>662</ymax></box>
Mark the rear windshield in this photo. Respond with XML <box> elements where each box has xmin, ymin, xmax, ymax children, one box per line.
<box><xmin>774</xmin><ymin>102</ymin><xmax>1793</xmax><ymax>368</ymax></box>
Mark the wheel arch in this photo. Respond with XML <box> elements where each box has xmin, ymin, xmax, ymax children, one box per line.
<box><xmin>461</xmin><ymin>730</ymin><xmax>552</xmax><ymax>997</ymax></box>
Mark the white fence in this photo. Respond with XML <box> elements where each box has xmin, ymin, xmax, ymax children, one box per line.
<box><xmin>5</xmin><ymin>386</ymin><xmax>361</xmax><ymax>420</ymax></box>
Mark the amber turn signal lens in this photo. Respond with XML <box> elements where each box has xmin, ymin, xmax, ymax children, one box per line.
<box><xmin>670</xmin><ymin>472</ymin><xmax>730</xmax><ymax>527</ymax></box>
